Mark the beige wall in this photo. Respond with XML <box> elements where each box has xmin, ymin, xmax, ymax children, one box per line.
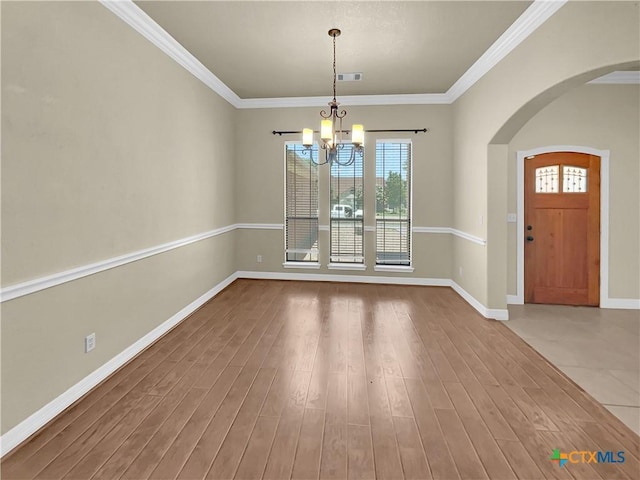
<box><xmin>1</xmin><ymin>2</ymin><xmax>236</xmax><ymax>433</ymax></box>
<box><xmin>235</xmin><ymin>105</ymin><xmax>454</xmax><ymax>279</ymax></box>
<box><xmin>2</xmin><ymin>0</ymin><xmax>640</xmax><ymax>442</ymax></box>
<box><xmin>452</xmin><ymin>1</ymin><xmax>639</xmax><ymax>308</ymax></box>
<box><xmin>507</xmin><ymin>84</ymin><xmax>640</xmax><ymax>299</ymax></box>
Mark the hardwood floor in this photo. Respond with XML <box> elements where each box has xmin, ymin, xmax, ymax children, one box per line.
<box><xmin>2</xmin><ymin>279</ymin><xmax>638</xmax><ymax>479</ymax></box>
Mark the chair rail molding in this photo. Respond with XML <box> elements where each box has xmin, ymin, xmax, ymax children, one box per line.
<box><xmin>1</xmin><ymin>225</ymin><xmax>236</xmax><ymax>302</ymax></box>
<box><xmin>412</xmin><ymin>227</ymin><xmax>486</xmax><ymax>246</ymax></box>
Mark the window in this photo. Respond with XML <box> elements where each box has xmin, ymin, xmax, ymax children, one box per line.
<box><xmin>535</xmin><ymin>165</ymin><xmax>559</xmax><ymax>193</ymax></box>
<box><xmin>285</xmin><ymin>143</ymin><xmax>319</xmax><ymax>263</ymax></box>
<box><xmin>330</xmin><ymin>145</ymin><xmax>364</xmax><ymax>264</ymax></box>
<box><xmin>535</xmin><ymin>164</ymin><xmax>588</xmax><ymax>193</ymax></box>
<box><xmin>563</xmin><ymin>165</ymin><xmax>587</xmax><ymax>192</ymax></box>
<box><xmin>376</xmin><ymin>141</ymin><xmax>411</xmax><ymax>266</ymax></box>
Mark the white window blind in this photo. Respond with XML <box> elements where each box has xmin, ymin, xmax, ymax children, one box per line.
<box><xmin>330</xmin><ymin>145</ymin><xmax>364</xmax><ymax>263</ymax></box>
<box><xmin>285</xmin><ymin>143</ymin><xmax>319</xmax><ymax>262</ymax></box>
<box><xmin>376</xmin><ymin>141</ymin><xmax>411</xmax><ymax>266</ymax></box>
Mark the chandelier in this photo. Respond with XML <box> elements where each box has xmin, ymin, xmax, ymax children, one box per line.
<box><xmin>302</xmin><ymin>28</ymin><xmax>364</xmax><ymax>166</ymax></box>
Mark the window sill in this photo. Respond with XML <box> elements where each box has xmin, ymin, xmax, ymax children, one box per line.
<box><xmin>327</xmin><ymin>263</ymin><xmax>367</xmax><ymax>271</ymax></box>
<box><xmin>282</xmin><ymin>262</ymin><xmax>321</xmax><ymax>269</ymax></box>
<box><xmin>374</xmin><ymin>265</ymin><xmax>414</xmax><ymax>273</ymax></box>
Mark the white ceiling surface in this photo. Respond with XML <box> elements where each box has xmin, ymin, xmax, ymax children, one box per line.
<box><xmin>134</xmin><ymin>1</ymin><xmax>532</xmax><ymax>99</ymax></box>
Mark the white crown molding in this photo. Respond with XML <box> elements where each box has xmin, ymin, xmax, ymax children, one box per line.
<box><xmin>99</xmin><ymin>0</ymin><xmax>241</xmax><ymax>108</ymax></box>
<box><xmin>238</xmin><ymin>93</ymin><xmax>452</xmax><ymax>109</ymax></box>
<box><xmin>0</xmin><ymin>272</ymin><xmax>238</xmax><ymax>457</ymax></box>
<box><xmin>412</xmin><ymin>226</ymin><xmax>486</xmax><ymax>246</ymax></box>
<box><xmin>0</xmin><ymin>224</ymin><xmax>236</xmax><ymax>303</ymax></box>
<box><xmin>101</xmin><ymin>0</ymin><xmax>565</xmax><ymax>108</ymax></box>
<box><xmin>447</xmin><ymin>0</ymin><xmax>567</xmax><ymax>103</ymax></box>
<box><xmin>589</xmin><ymin>71</ymin><xmax>640</xmax><ymax>85</ymax></box>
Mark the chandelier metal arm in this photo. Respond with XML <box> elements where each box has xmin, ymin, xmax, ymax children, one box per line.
<box><xmin>294</xmin><ymin>28</ymin><xmax>428</xmax><ymax>166</ymax></box>
<box><xmin>298</xmin><ymin>140</ymin><xmax>363</xmax><ymax>167</ymax></box>
<box><xmin>301</xmin><ymin>145</ymin><xmax>330</xmax><ymax>165</ymax></box>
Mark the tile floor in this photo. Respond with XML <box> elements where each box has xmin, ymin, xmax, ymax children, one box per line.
<box><xmin>507</xmin><ymin>303</ymin><xmax>640</xmax><ymax>435</ymax></box>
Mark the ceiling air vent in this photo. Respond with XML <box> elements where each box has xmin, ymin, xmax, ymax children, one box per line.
<box><xmin>337</xmin><ymin>72</ymin><xmax>363</xmax><ymax>82</ymax></box>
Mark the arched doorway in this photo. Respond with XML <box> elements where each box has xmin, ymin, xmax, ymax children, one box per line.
<box><xmin>486</xmin><ymin>63</ymin><xmax>638</xmax><ymax>311</ymax></box>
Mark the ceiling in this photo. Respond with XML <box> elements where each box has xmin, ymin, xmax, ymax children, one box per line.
<box><xmin>135</xmin><ymin>1</ymin><xmax>532</xmax><ymax>99</ymax></box>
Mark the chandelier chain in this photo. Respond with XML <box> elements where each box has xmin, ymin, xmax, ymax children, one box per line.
<box><xmin>332</xmin><ymin>33</ymin><xmax>337</xmax><ymax>102</ymax></box>
<box><xmin>299</xmin><ymin>28</ymin><xmax>364</xmax><ymax>167</ymax></box>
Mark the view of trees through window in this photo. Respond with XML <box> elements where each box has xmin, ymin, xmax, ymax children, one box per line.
<box><xmin>330</xmin><ymin>145</ymin><xmax>364</xmax><ymax>263</ymax></box>
<box><xmin>285</xmin><ymin>140</ymin><xmax>411</xmax><ymax>266</ymax></box>
<box><xmin>376</xmin><ymin>141</ymin><xmax>411</xmax><ymax>265</ymax></box>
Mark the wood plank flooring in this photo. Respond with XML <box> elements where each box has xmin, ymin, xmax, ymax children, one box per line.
<box><xmin>2</xmin><ymin>279</ymin><xmax>638</xmax><ymax>479</ymax></box>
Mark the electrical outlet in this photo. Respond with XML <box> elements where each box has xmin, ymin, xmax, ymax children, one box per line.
<box><xmin>85</xmin><ymin>333</ymin><xmax>96</xmax><ymax>353</ymax></box>
<box><xmin>257</xmin><ymin>255</ymin><xmax>263</xmax><ymax>263</ymax></box>
<box><xmin>507</xmin><ymin>213</ymin><xmax>517</xmax><ymax>223</ymax></box>
<box><xmin>459</xmin><ymin>267</ymin><xmax>463</xmax><ymax>277</ymax></box>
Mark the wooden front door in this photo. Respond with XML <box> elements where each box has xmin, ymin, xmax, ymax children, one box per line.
<box><xmin>524</xmin><ymin>152</ymin><xmax>600</xmax><ymax>306</ymax></box>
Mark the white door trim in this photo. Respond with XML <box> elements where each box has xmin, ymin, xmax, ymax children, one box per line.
<box><xmin>514</xmin><ymin>146</ymin><xmax>610</xmax><ymax>306</ymax></box>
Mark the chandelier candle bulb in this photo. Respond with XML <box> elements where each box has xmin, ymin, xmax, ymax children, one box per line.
<box><xmin>293</xmin><ymin>28</ymin><xmax>366</xmax><ymax>166</ymax></box>
<box><xmin>321</xmin><ymin>119</ymin><xmax>333</xmax><ymax>141</ymax></box>
<box><xmin>352</xmin><ymin>124</ymin><xmax>364</xmax><ymax>146</ymax></box>
<box><xmin>302</xmin><ymin>128</ymin><xmax>314</xmax><ymax>146</ymax></box>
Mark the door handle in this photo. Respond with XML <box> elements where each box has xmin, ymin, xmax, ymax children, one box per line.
<box><xmin>527</xmin><ymin>236</ymin><xmax>534</xmax><ymax>242</ymax></box>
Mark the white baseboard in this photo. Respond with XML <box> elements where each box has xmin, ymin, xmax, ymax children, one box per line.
<box><xmin>507</xmin><ymin>294</ymin><xmax>639</xmax><ymax>310</ymax></box>
<box><xmin>236</xmin><ymin>270</ymin><xmax>452</xmax><ymax>287</ymax></box>
<box><xmin>486</xmin><ymin>309</ymin><xmax>510</xmax><ymax>321</ymax></box>
<box><xmin>0</xmin><ymin>272</ymin><xmax>238</xmax><ymax>458</ymax></box>
<box><xmin>506</xmin><ymin>294</ymin><xmax>523</xmax><ymax>305</ymax></box>
<box><xmin>601</xmin><ymin>298</ymin><xmax>640</xmax><ymax>309</ymax></box>
<box><xmin>0</xmin><ymin>269</ymin><xmax>509</xmax><ymax>457</ymax></box>
<box><xmin>238</xmin><ymin>271</ymin><xmax>508</xmax><ymax>320</ymax></box>
<box><xmin>450</xmin><ymin>281</ymin><xmax>509</xmax><ymax>321</ymax></box>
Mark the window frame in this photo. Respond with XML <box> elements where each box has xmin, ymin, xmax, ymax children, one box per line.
<box><xmin>329</xmin><ymin>143</ymin><xmax>365</xmax><ymax>267</ymax></box>
<box><xmin>374</xmin><ymin>139</ymin><xmax>413</xmax><ymax>270</ymax></box>
<box><xmin>283</xmin><ymin>141</ymin><xmax>320</xmax><ymax>268</ymax></box>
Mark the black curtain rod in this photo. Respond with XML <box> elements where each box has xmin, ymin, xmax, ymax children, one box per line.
<box><xmin>272</xmin><ymin>128</ymin><xmax>427</xmax><ymax>136</ymax></box>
